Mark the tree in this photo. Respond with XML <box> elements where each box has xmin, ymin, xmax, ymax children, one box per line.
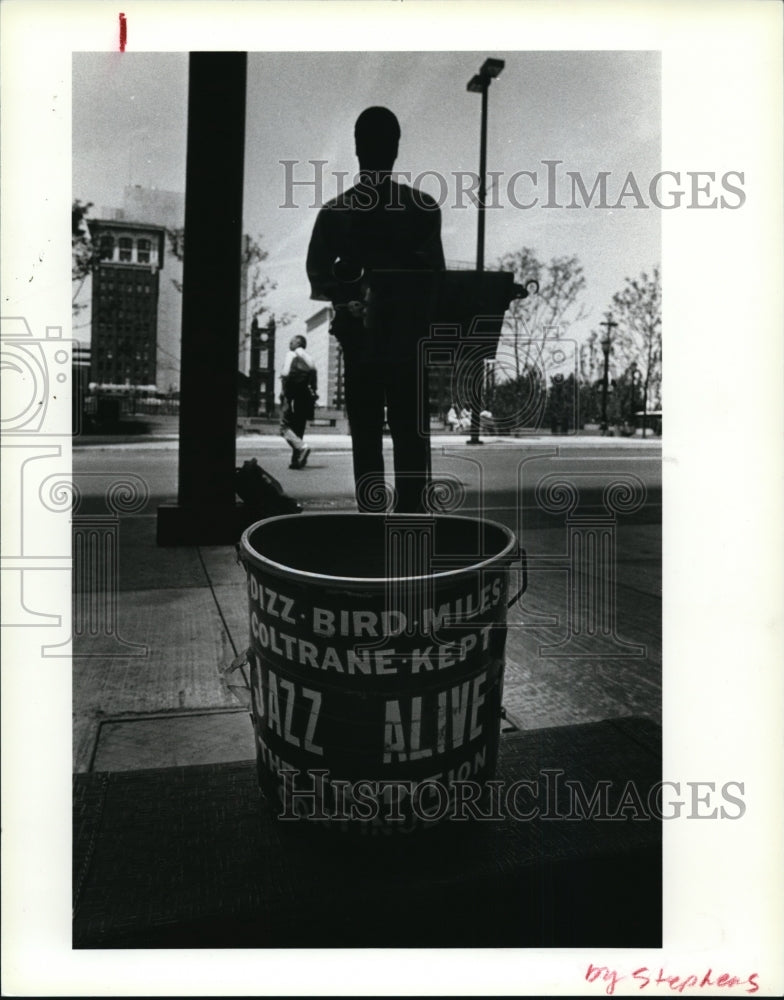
<box><xmin>579</xmin><ymin>329</ymin><xmax>602</xmax><ymax>384</ymax></box>
<box><xmin>495</xmin><ymin>247</ymin><xmax>588</xmax><ymax>379</ymax></box>
<box><xmin>578</xmin><ymin>267</ymin><xmax>661</xmax><ymax>433</ymax></box>
<box><xmin>72</xmin><ymin>199</ymin><xmax>99</xmax><ymax>316</ymax></box>
<box><xmin>578</xmin><ymin>329</ymin><xmax>609</xmax><ymax>426</ymax></box>
<box><xmin>486</xmin><ymin>364</ymin><xmax>548</xmax><ymax>432</ymax></box>
<box><xmin>609</xmin><ymin>267</ymin><xmax>662</xmax><ymax>432</ymax></box>
<box><xmin>544</xmin><ymin>371</ymin><xmax>577</xmax><ymax>434</ymax></box>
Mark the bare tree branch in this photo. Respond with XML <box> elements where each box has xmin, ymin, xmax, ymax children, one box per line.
<box><xmin>495</xmin><ymin>247</ymin><xmax>587</xmax><ymax>379</ymax></box>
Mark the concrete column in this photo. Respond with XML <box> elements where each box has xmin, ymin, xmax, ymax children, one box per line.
<box><xmin>158</xmin><ymin>52</ymin><xmax>248</xmax><ymax>545</ymax></box>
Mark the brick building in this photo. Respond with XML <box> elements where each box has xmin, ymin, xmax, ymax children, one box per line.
<box><xmin>87</xmin><ymin>219</ymin><xmax>166</xmax><ymax>387</ymax></box>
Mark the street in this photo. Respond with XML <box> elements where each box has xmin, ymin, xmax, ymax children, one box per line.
<box><xmin>72</xmin><ymin>436</ymin><xmax>661</xmax><ymax>768</ymax></box>
<box><xmin>74</xmin><ymin>434</ymin><xmax>661</xmax><ymax>523</ymax></box>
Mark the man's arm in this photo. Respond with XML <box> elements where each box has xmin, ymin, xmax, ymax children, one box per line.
<box><xmin>306</xmin><ymin>209</ymin><xmax>339</xmax><ymax>302</ymax></box>
<box><xmin>294</xmin><ymin>347</ymin><xmax>316</xmax><ymax>369</ymax></box>
<box><xmin>307</xmin><ymin>203</ymin><xmax>366</xmax><ymax>306</ymax></box>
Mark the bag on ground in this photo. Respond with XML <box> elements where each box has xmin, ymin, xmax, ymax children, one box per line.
<box><xmin>235</xmin><ymin>458</ymin><xmax>302</xmax><ymax>517</ymax></box>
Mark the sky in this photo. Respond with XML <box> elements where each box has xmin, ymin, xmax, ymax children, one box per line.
<box><xmin>73</xmin><ymin>49</ymin><xmax>660</xmax><ymax>352</ymax></box>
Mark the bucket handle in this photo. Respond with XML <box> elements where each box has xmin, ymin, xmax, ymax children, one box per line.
<box><xmin>219</xmin><ymin>648</ymin><xmax>252</xmax><ymax>709</ymax></box>
<box><xmin>507</xmin><ymin>547</ymin><xmax>528</xmax><ymax>608</ymax></box>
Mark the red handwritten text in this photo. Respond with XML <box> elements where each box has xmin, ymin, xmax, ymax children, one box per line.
<box><xmin>585</xmin><ymin>963</ymin><xmax>760</xmax><ymax>996</ymax></box>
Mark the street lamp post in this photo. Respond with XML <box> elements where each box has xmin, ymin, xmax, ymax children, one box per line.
<box><xmin>629</xmin><ymin>365</ymin><xmax>643</xmax><ymax>434</ymax></box>
<box><xmin>466</xmin><ymin>57</ymin><xmax>505</xmax><ymax>446</ymax></box>
<box><xmin>599</xmin><ymin>314</ymin><xmax>617</xmax><ymax>434</ymax></box>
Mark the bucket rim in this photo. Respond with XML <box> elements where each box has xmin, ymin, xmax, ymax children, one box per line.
<box><xmin>239</xmin><ymin>512</ymin><xmax>518</xmax><ymax>586</ymax></box>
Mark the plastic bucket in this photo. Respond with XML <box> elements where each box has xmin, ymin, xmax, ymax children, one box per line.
<box><xmin>238</xmin><ymin>512</ymin><xmax>525</xmax><ymax>833</ymax></box>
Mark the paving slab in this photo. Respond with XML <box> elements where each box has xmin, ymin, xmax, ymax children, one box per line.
<box><xmin>72</xmin><ymin>514</ymin><xmax>207</xmax><ymax>593</ymax></box>
<box><xmin>502</xmin><ymin>653</ymin><xmax>661</xmax><ymax>731</ymax></box>
<box><xmin>512</xmin><ymin>568</ymin><xmax>661</xmax><ymax>655</ymax></box>
<box><xmin>91</xmin><ymin>709</ymin><xmax>255</xmax><ymax>772</ymax></box>
<box><xmin>198</xmin><ymin>544</ymin><xmax>247</xmax><ymax>588</ymax></box>
<box><xmin>74</xmin><ymin>587</ymin><xmax>235</xmax><ymax>717</ymax></box>
<box><xmin>75</xmin><ymin>590</ymin><xmax>235</xmax><ymax>707</ymax></box>
<box><xmin>504</xmin><ymin>557</ymin><xmax>661</xmax><ymax>729</ymax></box>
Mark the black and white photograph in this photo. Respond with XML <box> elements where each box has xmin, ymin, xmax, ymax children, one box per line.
<box><xmin>2</xmin><ymin>1</ymin><xmax>782</xmax><ymax>995</ymax></box>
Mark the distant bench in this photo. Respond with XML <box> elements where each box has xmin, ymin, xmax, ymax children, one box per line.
<box><xmin>236</xmin><ymin>416</ymin><xmax>274</xmax><ymax>434</ymax></box>
<box><xmin>237</xmin><ymin>409</ymin><xmax>347</xmax><ymax>434</ymax></box>
<box><xmin>310</xmin><ymin>408</ymin><xmax>345</xmax><ymax>428</ymax></box>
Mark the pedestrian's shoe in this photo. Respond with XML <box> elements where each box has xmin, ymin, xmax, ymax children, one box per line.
<box><xmin>297</xmin><ymin>446</ymin><xmax>311</xmax><ymax>469</ymax></box>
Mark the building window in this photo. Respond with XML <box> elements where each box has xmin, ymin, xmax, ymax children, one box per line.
<box><xmin>99</xmin><ymin>235</ymin><xmax>115</xmax><ymax>260</ymax></box>
<box><xmin>137</xmin><ymin>239</ymin><xmax>151</xmax><ymax>264</ymax></box>
<box><xmin>118</xmin><ymin>237</ymin><xmax>133</xmax><ymax>263</ymax></box>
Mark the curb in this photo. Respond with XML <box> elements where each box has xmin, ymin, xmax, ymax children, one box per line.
<box><xmin>74</xmin><ymin>434</ymin><xmax>663</xmax><ymax>452</ymax></box>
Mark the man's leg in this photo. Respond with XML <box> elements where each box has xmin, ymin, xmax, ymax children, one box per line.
<box><xmin>280</xmin><ymin>401</ymin><xmax>304</xmax><ymax>466</ymax></box>
<box><xmin>290</xmin><ymin>409</ymin><xmax>307</xmax><ymax>443</ymax></box>
<box><xmin>385</xmin><ymin>361</ymin><xmax>431</xmax><ymax>514</ymax></box>
<box><xmin>343</xmin><ymin>358</ymin><xmax>387</xmax><ymax>511</ymax></box>
<box><xmin>291</xmin><ymin>409</ymin><xmax>310</xmax><ymax>467</ymax></box>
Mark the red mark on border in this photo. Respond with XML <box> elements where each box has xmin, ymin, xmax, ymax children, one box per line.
<box><xmin>119</xmin><ymin>13</ymin><xmax>127</xmax><ymax>52</ymax></box>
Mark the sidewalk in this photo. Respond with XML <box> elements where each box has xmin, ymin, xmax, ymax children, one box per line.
<box><xmin>74</xmin><ymin>429</ymin><xmax>663</xmax><ymax>451</ymax></box>
<box><xmin>73</xmin><ymin>499</ymin><xmax>662</xmax><ymax>774</ymax></box>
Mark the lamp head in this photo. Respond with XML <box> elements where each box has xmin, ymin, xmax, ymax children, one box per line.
<box><xmin>481</xmin><ymin>57</ymin><xmax>505</xmax><ymax>79</ymax></box>
<box><xmin>467</xmin><ymin>58</ymin><xmax>505</xmax><ymax>93</ymax></box>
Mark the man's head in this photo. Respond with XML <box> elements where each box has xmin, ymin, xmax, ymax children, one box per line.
<box><xmin>290</xmin><ymin>334</ymin><xmax>306</xmax><ymax>351</ymax></box>
<box><xmin>354</xmin><ymin>106</ymin><xmax>400</xmax><ymax>173</ymax></box>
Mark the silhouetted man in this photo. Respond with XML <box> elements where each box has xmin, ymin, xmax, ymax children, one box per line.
<box><xmin>307</xmin><ymin>106</ymin><xmax>445</xmax><ymax>513</ymax></box>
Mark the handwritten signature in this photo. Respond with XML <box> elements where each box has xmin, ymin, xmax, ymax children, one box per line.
<box><xmin>585</xmin><ymin>964</ymin><xmax>760</xmax><ymax>996</ymax></box>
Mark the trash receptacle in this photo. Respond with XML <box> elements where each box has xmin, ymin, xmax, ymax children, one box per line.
<box><xmin>237</xmin><ymin>512</ymin><xmax>526</xmax><ymax>833</ymax></box>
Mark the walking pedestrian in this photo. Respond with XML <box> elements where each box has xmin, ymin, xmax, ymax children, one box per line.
<box><xmin>280</xmin><ymin>334</ymin><xmax>317</xmax><ymax>469</ymax></box>
<box><xmin>306</xmin><ymin>106</ymin><xmax>445</xmax><ymax>513</ymax></box>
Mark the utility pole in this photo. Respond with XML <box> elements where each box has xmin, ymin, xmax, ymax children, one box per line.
<box><xmin>599</xmin><ymin>314</ymin><xmax>617</xmax><ymax>435</ymax></box>
<box><xmin>466</xmin><ymin>57</ymin><xmax>504</xmax><ymax>446</ymax></box>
